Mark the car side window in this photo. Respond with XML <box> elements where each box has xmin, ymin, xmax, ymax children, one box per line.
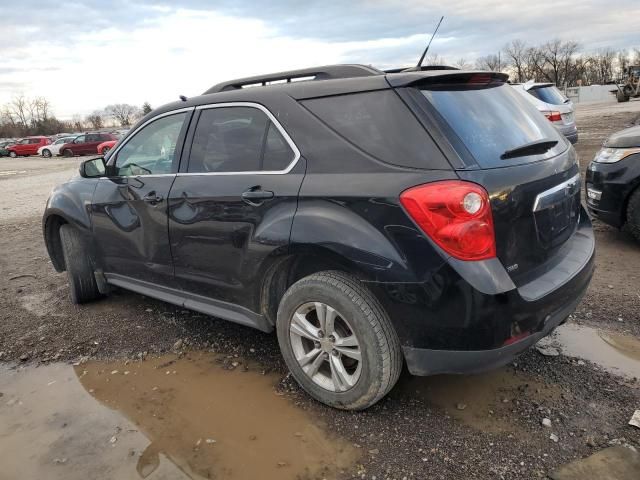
<box><xmin>188</xmin><ymin>107</ymin><xmax>268</xmax><ymax>173</ymax></box>
<box><xmin>75</xmin><ymin>135</ymin><xmax>86</xmax><ymax>144</ymax></box>
<box><xmin>87</xmin><ymin>134</ymin><xmax>99</xmax><ymax>142</ymax></box>
<box><xmin>114</xmin><ymin>112</ymin><xmax>187</xmax><ymax>177</ymax></box>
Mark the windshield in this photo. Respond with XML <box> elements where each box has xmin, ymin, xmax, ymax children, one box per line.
<box><xmin>421</xmin><ymin>83</ymin><xmax>566</xmax><ymax>168</ymax></box>
<box><xmin>528</xmin><ymin>85</ymin><xmax>568</xmax><ymax>105</ymax></box>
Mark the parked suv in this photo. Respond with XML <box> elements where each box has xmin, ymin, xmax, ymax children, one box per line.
<box><xmin>43</xmin><ymin>65</ymin><xmax>594</xmax><ymax>410</ymax></box>
<box><xmin>7</xmin><ymin>136</ymin><xmax>50</xmax><ymax>157</ymax></box>
<box><xmin>59</xmin><ymin>132</ymin><xmax>118</xmax><ymax>157</ymax></box>
<box><xmin>511</xmin><ymin>81</ymin><xmax>578</xmax><ymax>144</ymax></box>
<box><xmin>586</xmin><ymin>125</ymin><xmax>640</xmax><ymax>242</ymax></box>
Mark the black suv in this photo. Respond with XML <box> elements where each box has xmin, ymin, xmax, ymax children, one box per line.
<box><xmin>43</xmin><ymin>65</ymin><xmax>594</xmax><ymax>410</ymax></box>
<box><xmin>586</xmin><ymin>125</ymin><xmax>640</xmax><ymax>242</ymax></box>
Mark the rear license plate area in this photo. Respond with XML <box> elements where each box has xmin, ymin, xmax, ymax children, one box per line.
<box><xmin>533</xmin><ymin>174</ymin><xmax>581</xmax><ymax>249</ymax></box>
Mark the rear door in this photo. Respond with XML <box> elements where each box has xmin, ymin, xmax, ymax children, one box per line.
<box><xmin>167</xmin><ymin>104</ymin><xmax>304</xmax><ymax>310</ymax></box>
<box><xmin>410</xmin><ymin>77</ymin><xmax>579</xmax><ymax>282</ymax></box>
<box><xmin>91</xmin><ymin>110</ymin><xmax>192</xmax><ymax>287</ymax></box>
<box><xmin>85</xmin><ymin>133</ymin><xmax>103</xmax><ymax>154</ymax></box>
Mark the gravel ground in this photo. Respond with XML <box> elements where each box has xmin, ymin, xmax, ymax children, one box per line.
<box><xmin>1</xmin><ymin>100</ymin><xmax>640</xmax><ymax>479</ymax></box>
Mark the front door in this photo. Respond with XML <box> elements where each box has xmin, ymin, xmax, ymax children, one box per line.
<box><xmin>168</xmin><ymin>105</ymin><xmax>304</xmax><ymax>311</ymax></box>
<box><xmin>91</xmin><ymin>110</ymin><xmax>192</xmax><ymax>287</ymax></box>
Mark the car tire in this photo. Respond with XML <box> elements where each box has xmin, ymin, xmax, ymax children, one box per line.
<box><xmin>276</xmin><ymin>270</ymin><xmax>402</xmax><ymax>410</ymax></box>
<box><xmin>42</xmin><ymin>149</ymin><xmax>52</xmax><ymax>158</ymax></box>
<box><xmin>625</xmin><ymin>188</ymin><xmax>640</xmax><ymax>243</ymax></box>
<box><xmin>617</xmin><ymin>90</ymin><xmax>630</xmax><ymax>102</ymax></box>
<box><xmin>59</xmin><ymin>225</ymin><xmax>101</xmax><ymax>304</ymax></box>
<box><xmin>9</xmin><ymin>151</ymin><xmax>17</xmax><ymax>158</ymax></box>
<box><xmin>63</xmin><ymin>149</ymin><xmax>73</xmax><ymax>157</ymax></box>
<box><xmin>102</xmin><ymin>146</ymin><xmax>110</xmax><ymax>155</ymax></box>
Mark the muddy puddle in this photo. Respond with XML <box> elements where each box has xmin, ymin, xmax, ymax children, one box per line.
<box><xmin>538</xmin><ymin>323</ymin><xmax>640</xmax><ymax>378</ymax></box>
<box><xmin>0</xmin><ymin>353</ymin><xmax>357</xmax><ymax>480</ymax></box>
<box><xmin>400</xmin><ymin>368</ymin><xmax>560</xmax><ymax>433</ymax></box>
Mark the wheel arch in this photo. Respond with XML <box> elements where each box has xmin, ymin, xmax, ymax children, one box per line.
<box><xmin>259</xmin><ymin>245</ymin><xmax>376</xmax><ymax>327</ymax></box>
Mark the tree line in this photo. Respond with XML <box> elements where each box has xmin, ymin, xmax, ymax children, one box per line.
<box><xmin>453</xmin><ymin>40</ymin><xmax>640</xmax><ymax>86</ymax></box>
<box><xmin>3</xmin><ymin>39</ymin><xmax>639</xmax><ymax>138</ymax></box>
<box><xmin>0</xmin><ymin>98</ymin><xmax>152</xmax><ymax>138</ymax></box>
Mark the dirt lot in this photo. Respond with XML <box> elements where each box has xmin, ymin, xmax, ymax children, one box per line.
<box><xmin>1</xmin><ymin>101</ymin><xmax>640</xmax><ymax>480</ymax></box>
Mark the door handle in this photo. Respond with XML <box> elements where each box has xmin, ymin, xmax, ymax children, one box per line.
<box><xmin>241</xmin><ymin>187</ymin><xmax>274</xmax><ymax>206</ymax></box>
<box><xmin>143</xmin><ymin>191</ymin><xmax>164</xmax><ymax>204</ymax></box>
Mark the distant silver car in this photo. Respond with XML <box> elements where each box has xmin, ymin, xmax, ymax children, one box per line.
<box><xmin>511</xmin><ymin>81</ymin><xmax>578</xmax><ymax>144</ymax></box>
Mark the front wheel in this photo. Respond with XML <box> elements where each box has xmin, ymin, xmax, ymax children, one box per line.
<box><xmin>42</xmin><ymin>149</ymin><xmax>52</xmax><ymax>158</ymax></box>
<box><xmin>102</xmin><ymin>146</ymin><xmax>111</xmax><ymax>155</ymax></box>
<box><xmin>59</xmin><ymin>225</ymin><xmax>101</xmax><ymax>304</ymax></box>
<box><xmin>63</xmin><ymin>149</ymin><xmax>73</xmax><ymax>157</ymax></box>
<box><xmin>625</xmin><ymin>188</ymin><xmax>640</xmax><ymax>243</ymax></box>
<box><xmin>9</xmin><ymin>151</ymin><xmax>17</xmax><ymax>158</ymax></box>
<box><xmin>276</xmin><ymin>271</ymin><xmax>402</xmax><ymax>410</ymax></box>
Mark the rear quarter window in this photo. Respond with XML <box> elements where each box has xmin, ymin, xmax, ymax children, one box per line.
<box><xmin>302</xmin><ymin>90</ymin><xmax>450</xmax><ymax>170</ymax></box>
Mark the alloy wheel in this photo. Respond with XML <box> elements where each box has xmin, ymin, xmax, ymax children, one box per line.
<box><xmin>289</xmin><ymin>301</ymin><xmax>362</xmax><ymax>392</ymax></box>
<box><xmin>43</xmin><ymin>149</ymin><xmax>51</xmax><ymax>158</ymax></box>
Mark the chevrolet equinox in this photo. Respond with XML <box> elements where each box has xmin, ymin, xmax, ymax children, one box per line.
<box><xmin>43</xmin><ymin>65</ymin><xmax>595</xmax><ymax>410</ymax></box>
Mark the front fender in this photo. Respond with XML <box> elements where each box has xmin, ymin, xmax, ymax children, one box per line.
<box><xmin>42</xmin><ymin>178</ymin><xmax>100</xmax><ymax>270</ymax></box>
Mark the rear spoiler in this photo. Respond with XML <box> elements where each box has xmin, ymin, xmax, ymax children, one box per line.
<box><xmin>523</xmin><ymin>80</ymin><xmax>554</xmax><ymax>91</ymax></box>
<box><xmin>386</xmin><ymin>70</ymin><xmax>509</xmax><ymax>89</ymax></box>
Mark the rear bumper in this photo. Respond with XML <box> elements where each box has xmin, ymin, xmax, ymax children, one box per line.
<box><xmin>403</xmin><ymin>287</ymin><xmax>585</xmax><ymax>375</ymax></box>
<box><xmin>370</xmin><ymin>208</ymin><xmax>595</xmax><ymax>376</ymax></box>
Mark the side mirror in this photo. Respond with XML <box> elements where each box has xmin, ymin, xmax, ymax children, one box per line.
<box><xmin>80</xmin><ymin>157</ymin><xmax>106</xmax><ymax>178</ymax></box>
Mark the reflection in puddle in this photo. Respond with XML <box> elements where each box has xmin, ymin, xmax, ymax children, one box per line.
<box><xmin>0</xmin><ymin>353</ymin><xmax>357</xmax><ymax>480</ymax></box>
<box><xmin>539</xmin><ymin>324</ymin><xmax>640</xmax><ymax>378</ymax></box>
<box><xmin>400</xmin><ymin>368</ymin><xmax>560</xmax><ymax>433</ymax></box>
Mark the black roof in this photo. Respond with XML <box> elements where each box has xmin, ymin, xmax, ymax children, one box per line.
<box><xmin>149</xmin><ymin>65</ymin><xmax>508</xmax><ymax>119</ymax></box>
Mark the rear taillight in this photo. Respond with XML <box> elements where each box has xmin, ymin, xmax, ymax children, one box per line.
<box><xmin>400</xmin><ymin>181</ymin><xmax>496</xmax><ymax>261</ymax></box>
<box><xmin>542</xmin><ymin>111</ymin><xmax>562</xmax><ymax>122</ymax></box>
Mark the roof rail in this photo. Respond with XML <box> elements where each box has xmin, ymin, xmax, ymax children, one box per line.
<box><xmin>203</xmin><ymin>64</ymin><xmax>383</xmax><ymax>94</ymax></box>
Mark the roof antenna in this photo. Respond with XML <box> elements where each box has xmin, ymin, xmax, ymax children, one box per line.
<box><xmin>179</xmin><ymin>95</ymin><xmax>188</xmax><ymax>102</ymax></box>
<box><xmin>413</xmin><ymin>16</ymin><xmax>444</xmax><ymax>70</ymax></box>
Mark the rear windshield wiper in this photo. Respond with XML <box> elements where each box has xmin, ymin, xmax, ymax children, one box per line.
<box><xmin>501</xmin><ymin>139</ymin><xmax>558</xmax><ymax>160</ymax></box>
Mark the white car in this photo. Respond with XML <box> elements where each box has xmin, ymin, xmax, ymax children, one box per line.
<box><xmin>511</xmin><ymin>81</ymin><xmax>578</xmax><ymax>144</ymax></box>
<box><xmin>38</xmin><ymin>136</ymin><xmax>78</xmax><ymax>158</ymax></box>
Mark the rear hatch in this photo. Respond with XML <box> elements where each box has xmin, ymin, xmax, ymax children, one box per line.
<box><xmin>526</xmin><ymin>83</ymin><xmax>575</xmax><ymax>125</ymax></box>
<box><xmin>407</xmin><ymin>73</ymin><xmax>581</xmax><ymax>282</ymax></box>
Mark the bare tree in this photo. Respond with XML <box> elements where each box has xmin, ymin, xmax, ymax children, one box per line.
<box><xmin>71</xmin><ymin>115</ymin><xmax>84</xmax><ymax>131</ymax></box>
<box><xmin>105</xmin><ymin>104</ymin><xmax>141</xmax><ymax>127</ymax></box>
<box><xmin>86</xmin><ymin>111</ymin><xmax>104</xmax><ymax>130</ymax></box>
<box><xmin>504</xmin><ymin>40</ymin><xmax>530</xmax><ymax>82</ymax></box>
<box><xmin>10</xmin><ymin>95</ymin><xmax>30</xmax><ymax>129</ymax></box>
<box><xmin>453</xmin><ymin>58</ymin><xmax>472</xmax><ymax>70</ymax></box>
<box><xmin>475</xmin><ymin>54</ymin><xmax>502</xmax><ymax>71</ymax></box>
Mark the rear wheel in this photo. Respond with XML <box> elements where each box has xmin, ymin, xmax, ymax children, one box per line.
<box><xmin>9</xmin><ymin>151</ymin><xmax>16</xmax><ymax>158</ymax></box>
<box><xmin>63</xmin><ymin>149</ymin><xmax>73</xmax><ymax>157</ymax></box>
<box><xmin>276</xmin><ymin>271</ymin><xmax>402</xmax><ymax>410</ymax></box>
<box><xmin>59</xmin><ymin>225</ymin><xmax>101</xmax><ymax>304</ymax></box>
<box><xmin>42</xmin><ymin>149</ymin><xmax>52</xmax><ymax>158</ymax></box>
<box><xmin>625</xmin><ymin>188</ymin><xmax>640</xmax><ymax>243</ymax></box>
<box><xmin>617</xmin><ymin>90</ymin><xmax>630</xmax><ymax>102</ymax></box>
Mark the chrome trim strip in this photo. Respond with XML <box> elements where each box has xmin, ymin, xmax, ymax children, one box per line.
<box><xmin>107</xmin><ymin>102</ymin><xmax>301</xmax><ymax>177</ymax></box>
<box><xmin>532</xmin><ymin>173</ymin><xmax>581</xmax><ymax>212</ymax></box>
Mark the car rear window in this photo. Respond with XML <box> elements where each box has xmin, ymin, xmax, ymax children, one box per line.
<box><xmin>421</xmin><ymin>83</ymin><xmax>566</xmax><ymax>168</ymax></box>
<box><xmin>302</xmin><ymin>90</ymin><xmax>450</xmax><ymax>170</ymax></box>
<box><xmin>528</xmin><ymin>85</ymin><xmax>567</xmax><ymax>105</ymax></box>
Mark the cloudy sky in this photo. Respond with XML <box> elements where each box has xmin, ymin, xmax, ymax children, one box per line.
<box><xmin>1</xmin><ymin>0</ymin><xmax>638</xmax><ymax>119</ymax></box>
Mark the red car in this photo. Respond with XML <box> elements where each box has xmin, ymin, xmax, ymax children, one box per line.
<box><xmin>97</xmin><ymin>140</ymin><xmax>117</xmax><ymax>155</ymax></box>
<box><xmin>7</xmin><ymin>136</ymin><xmax>51</xmax><ymax>157</ymax></box>
<box><xmin>59</xmin><ymin>133</ymin><xmax>118</xmax><ymax>157</ymax></box>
